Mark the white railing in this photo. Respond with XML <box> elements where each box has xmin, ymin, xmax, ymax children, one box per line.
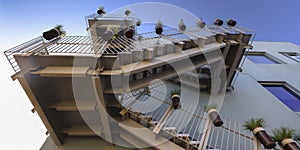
<box><xmin>120</xmin><ymin>82</ymin><xmax>278</xmax><ymax>150</ymax></box>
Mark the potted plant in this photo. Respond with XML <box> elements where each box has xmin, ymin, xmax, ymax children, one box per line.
<box><xmin>42</xmin><ymin>25</ymin><xmax>66</xmax><ymax>40</ymax></box>
<box><xmin>102</xmin><ymin>25</ymin><xmax>119</xmax><ymax>41</ymax></box>
<box><xmin>204</xmin><ymin>103</ymin><xmax>223</xmax><ymax>127</ymax></box>
<box><xmin>124</xmin><ymin>25</ymin><xmax>135</xmax><ymax>38</ymax></box>
<box><xmin>155</xmin><ymin>21</ymin><xmax>163</xmax><ymax>35</ymax></box>
<box><xmin>136</xmin><ymin>19</ymin><xmax>142</xmax><ymax>26</ymax></box>
<box><xmin>97</xmin><ymin>6</ymin><xmax>106</xmax><ymax>15</ymax></box>
<box><xmin>197</xmin><ymin>19</ymin><xmax>206</xmax><ymax>28</ymax></box>
<box><xmin>124</xmin><ymin>9</ymin><xmax>131</xmax><ymax>16</ymax></box>
<box><xmin>178</xmin><ymin>19</ymin><xmax>186</xmax><ymax>31</ymax></box>
<box><xmin>243</xmin><ymin>118</ymin><xmax>276</xmax><ymax>149</ymax></box>
<box><xmin>227</xmin><ymin>19</ymin><xmax>237</xmax><ymax>27</ymax></box>
<box><xmin>273</xmin><ymin>126</ymin><xmax>300</xmax><ymax>150</ymax></box>
<box><xmin>170</xmin><ymin>89</ymin><xmax>181</xmax><ymax>110</ymax></box>
<box><xmin>214</xmin><ymin>18</ymin><xmax>224</xmax><ymax>26</ymax></box>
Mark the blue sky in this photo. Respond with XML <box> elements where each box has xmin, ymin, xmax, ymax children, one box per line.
<box><xmin>1</xmin><ymin>0</ymin><xmax>300</xmax><ymax>48</ymax></box>
<box><xmin>0</xmin><ymin>0</ymin><xmax>300</xmax><ymax>149</ymax></box>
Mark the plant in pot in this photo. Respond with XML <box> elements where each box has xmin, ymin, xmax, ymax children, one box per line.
<box><xmin>124</xmin><ymin>25</ymin><xmax>135</xmax><ymax>39</ymax></box>
<box><xmin>227</xmin><ymin>19</ymin><xmax>237</xmax><ymax>27</ymax></box>
<box><xmin>136</xmin><ymin>19</ymin><xmax>142</xmax><ymax>26</ymax></box>
<box><xmin>214</xmin><ymin>18</ymin><xmax>224</xmax><ymax>26</ymax></box>
<box><xmin>102</xmin><ymin>25</ymin><xmax>120</xmax><ymax>41</ymax></box>
<box><xmin>273</xmin><ymin>126</ymin><xmax>300</xmax><ymax>150</ymax></box>
<box><xmin>155</xmin><ymin>21</ymin><xmax>163</xmax><ymax>35</ymax></box>
<box><xmin>178</xmin><ymin>19</ymin><xmax>186</xmax><ymax>31</ymax></box>
<box><xmin>197</xmin><ymin>19</ymin><xmax>206</xmax><ymax>28</ymax></box>
<box><xmin>204</xmin><ymin>103</ymin><xmax>223</xmax><ymax>127</ymax></box>
<box><xmin>97</xmin><ymin>6</ymin><xmax>106</xmax><ymax>15</ymax></box>
<box><xmin>170</xmin><ymin>89</ymin><xmax>181</xmax><ymax>110</ymax></box>
<box><xmin>243</xmin><ymin>118</ymin><xmax>276</xmax><ymax>149</ymax></box>
<box><xmin>42</xmin><ymin>25</ymin><xmax>66</xmax><ymax>40</ymax></box>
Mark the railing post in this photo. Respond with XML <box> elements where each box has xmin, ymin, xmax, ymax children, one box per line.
<box><xmin>253</xmin><ymin>135</ymin><xmax>262</xmax><ymax>150</ymax></box>
<box><xmin>198</xmin><ymin>116</ymin><xmax>212</xmax><ymax>150</ymax></box>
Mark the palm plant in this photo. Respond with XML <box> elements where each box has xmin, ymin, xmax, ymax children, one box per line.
<box><xmin>243</xmin><ymin>118</ymin><xmax>265</xmax><ymax>131</ymax></box>
<box><xmin>97</xmin><ymin>6</ymin><xmax>106</xmax><ymax>15</ymax></box>
<box><xmin>272</xmin><ymin>126</ymin><xmax>300</xmax><ymax>150</ymax></box>
<box><xmin>43</xmin><ymin>24</ymin><xmax>66</xmax><ymax>40</ymax></box>
<box><xmin>155</xmin><ymin>20</ymin><xmax>163</xmax><ymax>35</ymax></box>
<box><xmin>170</xmin><ymin>89</ymin><xmax>181</xmax><ymax>110</ymax></box>
<box><xmin>178</xmin><ymin>19</ymin><xmax>186</xmax><ymax>31</ymax></box>
<box><xmin>124</xmin><ymin>9</ymin><xmax>131</xmax><ymax>16</ymax></box>
<box><xmin>204</xmin><ymin>103</ymin><xmax>223</xmax><ymax>127</ymax></box>
<box><xmin>243</xmin><ymin>118</ymin><xmax>276</xmax><ymax>149</ymax></box>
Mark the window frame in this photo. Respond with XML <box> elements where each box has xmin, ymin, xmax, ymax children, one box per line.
<box><xmin>244</xmin><ymin>51</ymin><xmax>283</xmax><ymax>64</ymax></box>
<box><xmin>259</xmin><ymin>81</ymin><xmax>300</xmax><ymax>111</ymax></box>
<box><xmin>279</xmin><ymin>52</ymin><xmax>300</xmax><ymax>62</ymax></box>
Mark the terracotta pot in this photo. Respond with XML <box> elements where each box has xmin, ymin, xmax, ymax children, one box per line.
<box><xmin>253</xmin><ymin>127</ymin><xmax>276</xmax><ymax>149</ymax></box>
<box><xmin>171</xmin><ymin>94</ymin><xmax>180</xmax><ymax>110</ymax></box>
<box><xmin>43</xmin><ymin>28</ymin><xmax>60</xmax><ymax>40</ymax></box>
<box><xmin>125</xmin><ymin>28</ymin><xmax>134</xmax><ymax>38</ymax></box>
<box><xmin>155</xmin><ymin>25</ymin><xmax>163</xmax><ymax>35</ymax></box>
<box><xmin>281</xmin><ymin>138</ymin><xmax>300</xmax><ymax>150</ymax></box>
<box><xmin>227</xmin><ymin>19</ymin><xmax>237</xmax><ymax>27</ymax></box>
<box><xmin>214</xmin><ymin>19</ymin><xmax>223</xmax><ymax>26</ymax></box>
<box><xmin>207</xmin><ymin>109</ymin><xmax>223</xmax><ymax>127</ymax></box>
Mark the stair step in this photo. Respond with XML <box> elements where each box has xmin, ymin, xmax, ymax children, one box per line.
<box><xmin>119</xmin><ymin>119</ymin><xmax>184</xmax><ymax>150</ymax></box>
<box><xmin>190</xmin><ymin>140</ymin><xmax>200</xmax><ymax>145</ymax></box>
<box><xmin>176</xmin><ymin>133</ymin><xmax>190</xmax><ymax>137</ymax></box>
<box><xmin>120</xmin><ymin>133</ymin><xmax>154</xmax><ymax>150</ymax></box>
<box><xmin>163</xmin><ymin>127</ymin><xmax>176</xmax><ymax>131</ymax></box>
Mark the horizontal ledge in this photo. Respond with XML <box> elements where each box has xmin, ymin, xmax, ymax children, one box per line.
<box><xmin>62</xmin><ymin>125</ymin><xmax>102</xmax><ymax>136</ymax></box>
<box><xmin>103</xmin><ymin>56</ymin><xmax>222</xmax><ymax>94</ymax></box>
<box><xmin>48</xmin><ymin>100</ymin><xmax>97</xmax><ymax>111</ymax></box>
<box><xmin>31</xmin><ymin>66</ymin><xmax>90</xmax><ymax>77</ymax></box>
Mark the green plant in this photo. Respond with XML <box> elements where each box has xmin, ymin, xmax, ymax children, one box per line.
<box><xmin>204</xmin><ymin>103</ymin><xmax>218</xmax><ymax>112</ymax></box>
<box><xmin>295</xmin><ymin>133</ymin><xmax>300</xmax><ymax>141</ymax></box>
<box><xmin>97</xmin><ymin>6</ymin><xmax>106</xmax><ymax>15</ymax></box>
<box><xmin>54</xmin><ymin>25</ymin><xmax>66</xmax><ymax>37</ymax></box>
<box><xmin>157</xmin><ymin>21</ymin><xmax>162</xmax><ymax>26</ymax></box>
<box><xmin>170</xmin><ymin>89</ymin><xmax>180</xmax><ymax>96</ymax></box>
<box><xmin>243</xmin><ymin>118</ymin><xmax>265</xmax><ymax>131</ymax></box>
<box><xmin>272</xmin><ymin>126</ymin><xmax>297</xmax><ymax>142</ymax></box>
<box><xmin>124</xmin><ymin>9</ymin><xmax>131</xmax><ymax>16</ymax></box>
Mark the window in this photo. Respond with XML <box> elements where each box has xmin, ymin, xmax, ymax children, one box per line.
<box><xmin>245</xmin><ymin>52</ymin><xmax>280</xmax><ymax>64</ymax></box>
<box><xmin>280</xmin><ymin>52</ymin><xmax>300</xmax><ymax>62</ymax></box>
<box><xmin>260</xmin><ymin>82</ymin><xmax>300</xmax><ymax>112</ymax></box>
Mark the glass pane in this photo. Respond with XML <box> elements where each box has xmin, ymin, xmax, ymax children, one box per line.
<box><xmin>246</xmin><ymin>55</ymin><xmax>278</xmax><ymax>64</ymax></box>
<box><xmin>263</xmin><ymin>85</ymin><xmax>300</xmax><ymax>112</ymax></box>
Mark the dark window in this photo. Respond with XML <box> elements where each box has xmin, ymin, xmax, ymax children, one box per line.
<box><xmin>245</xmin><ymin>52</ymin><xmax>280</xmax><ymax>64</ymax></box>
<box><xmin>261</xmin><ymin>83</ymin><xmax>300</xmax><ymax>112</ymax></box>
<box><xmin>280</xmin><ymin>52</ymin><xmax>300</xmax><ymax>62</ymax></box>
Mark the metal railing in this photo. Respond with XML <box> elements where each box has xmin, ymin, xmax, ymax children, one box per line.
<box><xmin>119</xmin><ymin>81</ymin><xmax>277</xmax><ymax>150</ymax></box>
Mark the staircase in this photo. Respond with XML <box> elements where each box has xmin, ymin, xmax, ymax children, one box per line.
<box><xmin>117</xmin><ymin>83</ymin><xmax>276</xmax><ymax>150</ymax></box>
